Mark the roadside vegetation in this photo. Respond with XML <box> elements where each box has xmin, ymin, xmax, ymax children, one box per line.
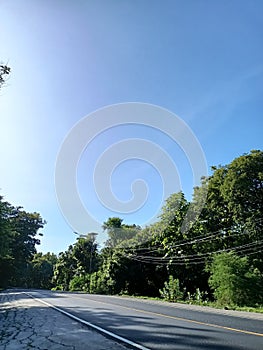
<box><xmin>1</xmin><ymin>147</ymin><xmax>262</xmax><ymax>312</ymax></box>
<box><xmin>0</xmin><ymin>196</ymin><xmax>52</xmax><ymax>288</ymax></box>
<box><xmin>51</xmin><ymin>149</ymin><xmax>262</xmax><ymax>312</ymax></box>
<box><xmin>51</xmin><ymin>150</ymin><xmax>263</xmax><ymax>310</ymax></box>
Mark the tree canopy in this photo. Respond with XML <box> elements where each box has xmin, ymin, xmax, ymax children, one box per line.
<box><xmin>0</xmin><ymin>195</ymin><xmax>49</xmax><ymax>288</ymax></box>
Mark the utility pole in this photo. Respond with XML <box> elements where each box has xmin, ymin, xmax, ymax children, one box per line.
<box><xmin>88</xmin><ymin>232</ymin><xmax>98</xmax><ymax>274</ymax></box>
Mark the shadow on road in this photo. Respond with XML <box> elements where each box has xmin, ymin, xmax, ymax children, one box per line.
<box><xmin>56</xmin><ymin>305</ymin><xmax>250</xmax><ymax>350</ymax></box>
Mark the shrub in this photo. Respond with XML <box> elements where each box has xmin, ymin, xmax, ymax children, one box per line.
<box><xmin>69</xmin><ymin>274</ymin><xmax>89</xmax><ymax>292</ymax></box>
<box><xmin>89</xmin><ymin>271</ymin><xmax>111</xmax><ymax>294</ymax></box>
<box><xmin>208</xmin><ymin>252</ymin><xmax>263</xmax><ymax>307</ymax></box>
<box><xmin>51</xmin><ymin>285</ymin><xmax>64</xmax><ymax>291</ymax></box>
<box><xmin>159</xmin><ymin>275</ymin><xmax>183</xmax><ymax>302</ymax></box>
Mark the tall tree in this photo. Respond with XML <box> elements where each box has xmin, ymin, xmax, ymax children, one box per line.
<box><xmin>52</xmin><ymin>247</ymin><xmax>76</xmax><ymax>290</ymax></box>
<box><xmin>103</xmin><ymin>217</ymin><xmax>141</xmax><ymax>247</ymax></box>
<box><xmin>0</xmin><ymin>196</ymin><xmax>46</xmax><ymax>287</ymax></box>
<box><xmin>0</xmin><ymin>197</ymin><xmax>14</xmax><ymax>287</ymax></box>
<box><xmin>221</xmin><ymin>150</ymin><xmax>263</xmax><ymax>239</ymax></box>
<box><xmin>72</xmin><ymin>236</ymin><xmax>98</xmax><ymax>274</ymax></box>
<box><xmin>52</xmin><ymin>236</ymin><xmax>99</xmax><ymax>291</ymax></box>
<box><xmin>202</xmin><ymin>150</ymin><xmax>263</xmax><ymax>262</ymax></box>
<box><xmin>30</xmin><ymin>252</ymin><xmax>57</xmax><ymax>289</ymax></box>
<box><xmin>9</xmin><ymin>208</ymin><xmax>45</xmax><ymax>286</ymax></box>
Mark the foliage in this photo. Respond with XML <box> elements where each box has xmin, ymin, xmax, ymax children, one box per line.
<box><xmin>103</xmin><ymin>217</ymin><xmax>141</xmax><ymax>247</ymax></box>
<box><xmin>221</xmin><ymin>150</ymin><xmax>263</xmax><ymax>229</ymax></box>
<box><xmin>89</xmin><ymin>271</ymin><xmax>111</xmax><ymax>294</ymax></box>
<box><xmin>72</xmin><ymin>237</ymin><xmax>98</xmax><ymax>274</ymax></box>
<box><xmin>52</xmin><ymin>236</ymin><xmax>99</xmax><ymax>291</ymax></box>
<box><xmin>52</xmin><ymin>248</ymin><xmax>77</xmax><ymax>291</ymax></box>
<box><xmin>159</xmin><ymin>276</ymin><xmax>183</xmax><ymax>302</ymax></box>
<box><xmin>185</xmin><ymin>288</ymin><xmax>209</xmax><ymax>304</ymax></box>
<box><xmin>0</xmin><ymin>197</ymin><xmax>14</xmax><ymax>286</ymax></box>
<box><xmin>208</xmin><ymin>252</ymin><xmax>263</xmax><ymax>306</ymax></box>
<box><xmin>69</xmin><ymin>274</ymin><xmax>90</xmax><ymax>292</ymax></box>
<box><xmin>0</xmin><ymin>64</ymin><xmax>10</xmax><ymax>90</ymax></box>
<box><xmin>204</xmin><ymin>150</ymin><xmax>263</xmax><ymax>253</ymax></box>
<box><xmin>0</xmin><ymin>195</ymin><xmax>46</xmax><ymax>288</ymax></box>
<box><xmin>29</xmin><ymin>252</ymin><xmax>57</xmax><ymax>289</ymax></box>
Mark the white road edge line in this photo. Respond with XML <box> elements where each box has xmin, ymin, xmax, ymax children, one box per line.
<box><xmin>23</xmin><ymin>292</ymin><xmax>151</xmax><ymax>350</ymax></box>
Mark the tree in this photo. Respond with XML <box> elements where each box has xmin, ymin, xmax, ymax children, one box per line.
<box><xmin>9</xmin><ymin>208</ymin><xmax>45</xmax><ymax>286</ymax></box>
<box><xmin>72</xmin><ymin>236</ymin><xmax>98</xmax><ymax>274</ymax></box>
<box><xmin>30</xmin><ymin>252</ymin><xmax>57</xmax><ymax>289</ymax></box>
<box><xmin>52</xmin><ymin>247</ymin><xmax>76</xmax><ymax>290</ymax></box>
<box><xmin>52</xmin><ymin>236</ymin><xmax>99</xmax><ymax>291</ymax></box>
<box><xmin>0</xmin><ymin>196</ymin><xmax>46</xmax><ymax>287</ymax></box>
<box><xmin>0</xmin><ymin>196</ymin><xmax>14</xmax><ymax>287</ymax></box>
<box><xmin>221</xmin><ymin>150</ymin><xmax>263</xmax><ymax>240</ymax></box>
<box><xmin>103</xmin><ymin>217</ymin><xmax>141</xmax><ymax>247</ymax></box>
<box><xmin>201</xmin><ymin>150</ymin><xmax>263</xmax><ymax>273</ymax></box>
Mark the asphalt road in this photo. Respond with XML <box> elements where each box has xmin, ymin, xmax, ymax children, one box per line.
<box><xmin>0</xmin><ymin>289</ymin><xmax>128</xmax><ymax>350</ymax></box>
<box><xmin>25</xmin><ymin>290</ymin><xmax>263</xmax><ymax>350</ymax></box>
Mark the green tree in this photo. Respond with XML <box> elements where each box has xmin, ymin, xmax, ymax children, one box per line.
<box><xmin>137</xmin><ymin>192</ymin><xmax>206</xmax><ymax>294</ymax></box>
<box><xmin>30</xmin><ymin>252</ymin><xmax>57</xmax><ymax>289</ymax></box>
<box><xmin>0</xmin><ymin>197</ymin><xmax>45</xmax><ymax>287</ymax></box>
<box><xmin>72</xmin><ymin>237</ymin><xmax>98</xmax><ymax>275</ymax></box>
<box><xmin>0</xmin><ymin>197</ymin><xmax>14</xmax><ymax>287</ymax></box>
<box><xmin>52</xmin><ymin>248</ymin><xmax>76</xmax><ymax>290</ymax></box>
<box><xmin>103</xmin><ymin>217</ymin><xmax>140</xmax><ymax>247</ymax></box>
<box><xmin>52</xmin><ymin>236</ymin><xmax>99</xmax><ymax>291</ymax></box>
<box><xmin>221</xmin><ymin>150</ymin><xmax>263</xmax><ymax>239</ymax></box>
<box><xmin>201</xmin><ymin>150</ymin><xmax>263</xmax><ymax>275</ymax></box>
<box><xmin>9</xmin><ymin>208</ymin><xmax>45</xmax><ymax>286</ymax></box>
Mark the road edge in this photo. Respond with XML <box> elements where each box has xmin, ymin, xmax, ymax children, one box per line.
<box><xmin>23</xmin><ymin>291</ymin><xmax>151</xmax><ymax>350</ymax></box>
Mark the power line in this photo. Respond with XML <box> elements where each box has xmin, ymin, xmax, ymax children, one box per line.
<box><xmin>116</xmin><ymin>218</ymin><xmax>262</xmax><ymax>254</ymax></box>
<box><xmin>133</xmin><ymin>240</ymin><xmax>263</xmax><ymax>261</ymax></box>
<box><xmin>128</xmin><ymin>240</ymin><xmax>263</xmax><ymax>266</ymax></box>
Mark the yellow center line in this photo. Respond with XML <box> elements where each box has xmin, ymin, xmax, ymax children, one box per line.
<box><xmin>64</xmin><ymin>293</ymin><xmax>263</xmax><ymax>337</ymax></box>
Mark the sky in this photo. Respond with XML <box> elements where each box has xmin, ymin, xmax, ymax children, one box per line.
<box><xmin>0</xmin><ymin>0</ymin><xmax>262</xmax><ymax>254</ymax></box>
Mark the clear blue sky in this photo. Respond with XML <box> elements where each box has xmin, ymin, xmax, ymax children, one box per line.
<box><xmin>1</xmin><ymin>0</ymin><xmax>262</xmax><ymax>254</ymax></box>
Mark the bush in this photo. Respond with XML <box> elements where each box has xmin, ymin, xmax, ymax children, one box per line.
<box><xmin>69</xmin><ymin>274</ymin><xmax>90</xmax><ymax>292</ymax></box>
<box><xmin>159</xmin><ymin>275</ymin><xmax>183</xmax><ymax>302</ymax></box>
<box><xmin>208</xmin><ymin>252</ymin><xmax>263</xmax><ymax>307</ymax></box>
<box><xmin>51</xmin><ymin>285</ymin><xmax>64</xmax><ymax>291</ymax></box>
<box><xmin>89</xmin><ymin>271</ymin><xmax>112</xmax><ymax>294</ymax></box>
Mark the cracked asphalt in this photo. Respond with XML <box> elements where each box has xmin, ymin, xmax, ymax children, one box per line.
<box><xmin>0</xmin><ymin>290</ymin><xmax>129</xmax><ymax>350</ymax></box>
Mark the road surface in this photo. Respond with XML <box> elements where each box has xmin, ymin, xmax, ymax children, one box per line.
<box><xmin>2</xmin><ymin>289</ymin><xmax>263</xmax><ymax>349</ymax></box>
<box><xmin>0</xmin><ymin>289</ymin><xmax>128</xmax><ymax>350</ymax></box>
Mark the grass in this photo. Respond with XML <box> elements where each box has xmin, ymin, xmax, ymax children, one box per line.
<box><xmin>229</xmin><ymin>305</ymin><xmax>263</xmax><ymax>313</ymax></box>
<box><xmin>118</xmin><ymin>293</ymin><xmax>263</xmax><ymax>313</ymax></box>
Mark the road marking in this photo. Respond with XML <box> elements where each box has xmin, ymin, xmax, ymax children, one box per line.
<box><xmin>23</xmin><ymin>292</ymin><xmax>150</xmax><ymax>350</ymax></box>
<box><xmin>68</xmin><ymin>293</ymin><xmax>263</xmax><ymax>338</ymax></box>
